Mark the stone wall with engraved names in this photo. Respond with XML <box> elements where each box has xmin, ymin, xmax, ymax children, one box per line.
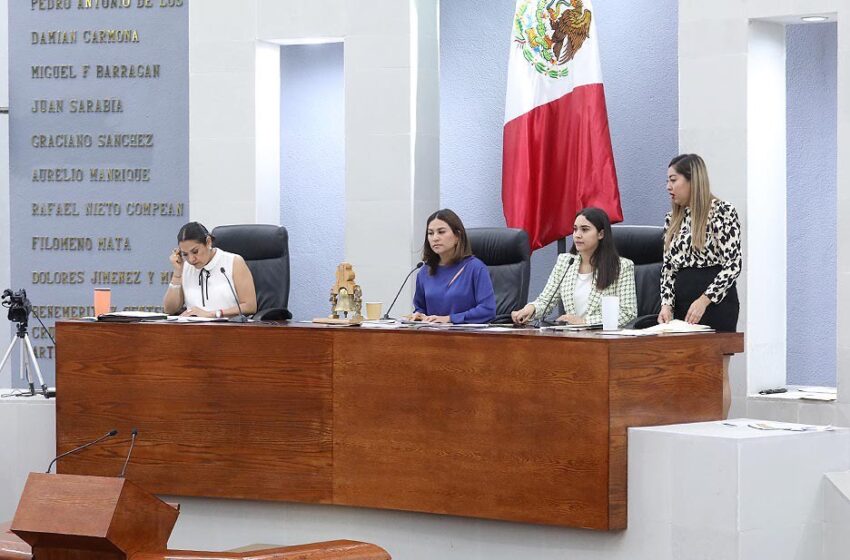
<box><xmin>9</xmin><ymin>0</ymin><xmax>188</xmax><ymax>386</ymax></box>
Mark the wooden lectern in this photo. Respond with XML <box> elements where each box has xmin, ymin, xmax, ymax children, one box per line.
<box><xmin>10</xmin><ymin>472</ymin><xmax>178</xmax><ymax>560</ymax></box>
<box><xmin>0</xmin><ymin>473</ymin><xmax>391</xmax><ymax>560</ymax></box>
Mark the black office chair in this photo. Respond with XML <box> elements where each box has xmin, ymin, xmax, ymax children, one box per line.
<box><xmin>467</xmin><ymin>227</ymin><xmax>531</xmax><ymax>323</ymax></box>
<box><xmin>211</xmin><ymin>224</ymin><xmax>292</xmax><ymax>321</ymax></box>
<box><xmin>611</xmin><ymin>224</ymin><xmax>664</xmax><ymax>328</ymax></box>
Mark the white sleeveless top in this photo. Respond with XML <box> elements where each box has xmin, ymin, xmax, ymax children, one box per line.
<box><xmin>573</xmin><ymin>272</ymin><xmax>593</xmax><ymax>317</ymax></box>
<box><xmin>181</xmin><ymin>248</ymin><xmax>239</xmax><ymax>312</ymax></box>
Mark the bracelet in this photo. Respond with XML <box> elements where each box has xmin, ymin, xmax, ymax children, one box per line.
<box><xmin>167</xmin><ymin>283</ymin><xmax>182</xmax><ymax>290</ymax></box>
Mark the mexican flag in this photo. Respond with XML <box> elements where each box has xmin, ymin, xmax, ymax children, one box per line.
<box><xmin>502</xmin><ymin>0</ymin><xmax>622</xmax><ymax>251</ymax></box>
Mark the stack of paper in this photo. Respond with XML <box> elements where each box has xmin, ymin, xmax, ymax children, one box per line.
<box><xmin>644</xmin><ymin>319</ymin><xmax>713</xmax><ymax>334</ymax></box>
<box><xmin>720</xmin><ymin>420</ymin><xmax>835</xmax><ymax>432</ymax></box>
<box><xmin>541</xmin><ymin>323</ymin><xmax>602</xmax><ymax>331</ymax></box>
<box><xmin>97</xmin><ymin>311</ymin><xmax>167</xmax><ymax>322</ymax></box>
<box><xmin>597</xmin><ymin>319</ymin><xmax>714</xmax><ymax>337</ymax></box>
<box><xmin>747</xmin><ymin>421</ymin><xmax>834</xmax><ymax>432</ymax></box>
<box><xmin>411</xmin><ymin>322</ymin><xmax>492</xmax><ymax>329</ymax></box>
<box><xmin>173</xmin><ymin>316</ymin><xmax>230</xmax><ymax>323</ymax></box>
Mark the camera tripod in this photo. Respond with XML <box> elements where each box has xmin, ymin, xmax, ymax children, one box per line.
<box><xmin>0</xmin><ymin>319</ymin><xmax>49</xmax><ymax>398</ymax></box>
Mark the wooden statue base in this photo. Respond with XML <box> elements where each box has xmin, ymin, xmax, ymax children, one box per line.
<box><xmin>312</xmin><ymin>317</ymin><xmax>362</xmax><ymax>325</ymax></box>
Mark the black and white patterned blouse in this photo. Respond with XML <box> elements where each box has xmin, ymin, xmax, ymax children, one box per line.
<box><xmin>661</xmin><ymin>198</ymin><xmax>742</xmax><ymax>306</ymax></box>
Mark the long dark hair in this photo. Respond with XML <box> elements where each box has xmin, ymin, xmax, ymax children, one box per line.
<box><xmin>177</xmin><ymin>222</ymin><xmax>213</xmax><ymax>245</ymax></box>
<box><xmin>421</xmin><ymin>209</ymin><xmax>473</xmax><ymax>275</ymax></box>
<box><xmin>570</xmin><ymin>207</ymin><xmax>621</xmax><ymax>291</ymax></box>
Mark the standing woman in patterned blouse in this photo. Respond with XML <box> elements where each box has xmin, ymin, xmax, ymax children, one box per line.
<box><xmin>658</xmin><ymin>154</ymin><xmax>742</xmax><ymax>415</ymax></box>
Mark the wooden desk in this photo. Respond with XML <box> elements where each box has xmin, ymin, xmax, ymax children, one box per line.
<box><xmin>55</xmin><ymin>322</ymin><xmax>743</xmax><ymax>530</ymax></box>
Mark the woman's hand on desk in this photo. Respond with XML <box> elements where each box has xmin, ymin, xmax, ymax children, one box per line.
<box><xmin>658</xmin><ymin>304</ymin><xmax>673</xmax><ymax>324</ymax></box>
<box><xmin>180</xmin><ymin>306</ymin><xmax>215</xmax><ymax>318</ymax></box>
<box><xmin>406</xmin><ymin>312</ymin><xmax>450</xmax><ymax>323</ymax></box>
<box><xmin>422</xmin><ymin>315</ymin><xmax>450</xmax><ymax>323</ymax></box>
<box><xmin>556</xmin><ymin>314</ymin><xmax>585</xmax><ymax>325</ymax></box>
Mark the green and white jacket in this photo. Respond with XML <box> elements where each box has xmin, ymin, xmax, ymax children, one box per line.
<box><xmin>531</xmin><ymin>253</ymin><xmax>637</xmax><ymax>327</ymax></box>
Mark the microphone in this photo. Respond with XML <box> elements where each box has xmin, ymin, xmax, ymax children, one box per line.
<box><xmin>46</xmin><ymin>429</ymin><xmax>118</xmax><ymax>474</ymax></box>
<box><xmin>119</xmin><ymin>428</ymin><xmax>138</xmax><ymax>478</ymax></box>
<box><xmin>220</xmin><ymin>266</ymin><xmax>249</xmax><ymax>323</ymax></box>
<box><xmin>532</xmin><ymin>255</ymin><xmax>575</xmax><ymax>328</ymax></box>
<box><xmin>383</xmin><ymin>261</ymin><xmax>425</xmax><ymax>320</ymax></box>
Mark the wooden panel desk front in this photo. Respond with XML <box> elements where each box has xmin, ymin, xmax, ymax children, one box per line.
<box><xmin>54</xmin><ymin>322</ymin><xmax>743</xmax><ymax>530</ymax></box>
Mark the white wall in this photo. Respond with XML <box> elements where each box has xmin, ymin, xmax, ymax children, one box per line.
<box><xmin>341</xmin><ymin>0</ymin><xmax>440</xmax><ymax>306</ymax></box>
<box><xmin>0</xmin><ymin>399</ymin><xmax>55</xmax><ymax>521</ymax></box>
<box><xmin>747</xmin><ymin>21</ymin><xmax>787</xmax><ymax>394</ymax></box>
<box><xmin>188</xmin><ymin>1</ymin><xmax>261</xmax><ymax>226</ymax></box>
<box><xmin>680</xmin><ymin>0</ymin><xmax>850</xmax><ymax>420</ymax></box>
<box><xmin>678</xmin><ymin>1</ymin><xmax>750</xmax><ymax>415</ymax></box>
<box><xmin>254</xmin><ymin>41</ymin><xmax>281</xmax><ymax>225</ymax></box>
<box><xmin>0</xmin><ymin>0</ymin><xmax>10</xmax><ymax>387</ymax></box>
<box><xmin>189</xmin><ymin>0</ymin><xmax>439</xmax><ymax>308</ymax></box>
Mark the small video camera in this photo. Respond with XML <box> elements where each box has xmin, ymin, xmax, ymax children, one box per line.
<box><xmin>2</xmin><ymin>288</ymin><xmax>33</xmax><ymax>325</ymax></box>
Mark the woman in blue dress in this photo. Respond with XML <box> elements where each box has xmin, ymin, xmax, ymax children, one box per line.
<box><xmin>411</xmin><ymin>209</ymin><xmax>496</xmax><ymax>324</ymax></box>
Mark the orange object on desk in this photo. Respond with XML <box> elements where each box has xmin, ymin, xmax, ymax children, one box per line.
<box><xmin>94</xmin><ymin>288</ymin><xmax>111</xmax><ymax>316</ymax></box>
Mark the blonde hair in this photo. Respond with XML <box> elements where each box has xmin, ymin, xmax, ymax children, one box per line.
<box><xmin>664</xmin><ymin>154</ymin><xmax>716</xmax><ymax>251</ymax></box>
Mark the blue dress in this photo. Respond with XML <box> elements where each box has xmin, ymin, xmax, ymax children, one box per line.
<box><xmin>412</xmin><ymin>256</ymin><xmax>496</xmax><ymax>324</ymax></box>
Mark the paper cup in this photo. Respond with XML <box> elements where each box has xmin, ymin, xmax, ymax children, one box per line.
<box><xmin>365</xmin><ymin>302</ymin><xmax>383</xmax><ymax>320</ymax></box>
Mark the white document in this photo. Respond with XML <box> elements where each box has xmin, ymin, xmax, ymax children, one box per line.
<box><xmin>414</xmin><ymin>323</ymin><xmax>493</xmax><ymax>329</ymax></box>
<box><xmin>643</xmin><ymin>319</ymin><xmax>713</xmax><ymax>334</ymax></box>
<box><xmin>360</xmin><ymin>320</ymin><xmax>403</xmax><ymax>329</ymax></box>
<box><xmin>595</xmin><ymin>329</ymin><xmax>657</xmax><ymax>337</ymax></box>
<box><xmin>747</xmin><ymin>421</ymin><xmax>834</xmax><ymax>432</ymax></box>
<box><xmin>594</xmin><ymin>320</ymin><xmax>713</xmax><ymax>337</ymax></box>
<box><xmin>174</xmin><ymin>316</ymin><xmax>230</xmax><ymax>323</ymax></box>
<box><xmin>720</xmin><ymin>420</ymin><xmax>835</xmax><ymax>432</ymax></box>
<box><xmin>100</xmin><ymin>311</ymin><xmax>167</xmax><ymax>319</ymax></box>
<box><xmin>540</xmin><ymin>323</ymin><xmax>603</xmax><ymax>331</ymax></box>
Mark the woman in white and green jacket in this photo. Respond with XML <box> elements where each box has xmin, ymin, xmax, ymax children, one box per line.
<box><xmin>512</xmin><ymin>207</ymin><xmax>637</xmax><ymax>327</ymax></box>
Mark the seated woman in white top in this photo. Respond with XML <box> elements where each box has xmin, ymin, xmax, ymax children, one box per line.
<box><xmin>511</xmin><ymin>207</ymin><xmax>637</xmax><ymax>327</ymax></box>
<box><xmin>162</xmin><ymin>222</ymin><xmax>258</xmax><ymax>318</ymax></box>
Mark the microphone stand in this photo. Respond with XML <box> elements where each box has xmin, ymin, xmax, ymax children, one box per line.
<box><xmin>532</xmin><ymin>255</ymin><xmax>575</xmax><ymax>328</ymax></box>
<box><xmin>46</xmin><ymin>429</ymin><xmax>118</xmax><ymax>474</ymax></box>
<box><xmin>220</xmin><ymin>266</ymin><xmax>249</xmax><ymax>323</ymax></box>
<box><xmin>119</xmin><ymin>428</ymin><xmax>138</xmax><ymax>478</ymax></box>
<box><xmin>383</xmin><ymin>262</ymin><xmax>424</xmax><ymax>320</ymax></box>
